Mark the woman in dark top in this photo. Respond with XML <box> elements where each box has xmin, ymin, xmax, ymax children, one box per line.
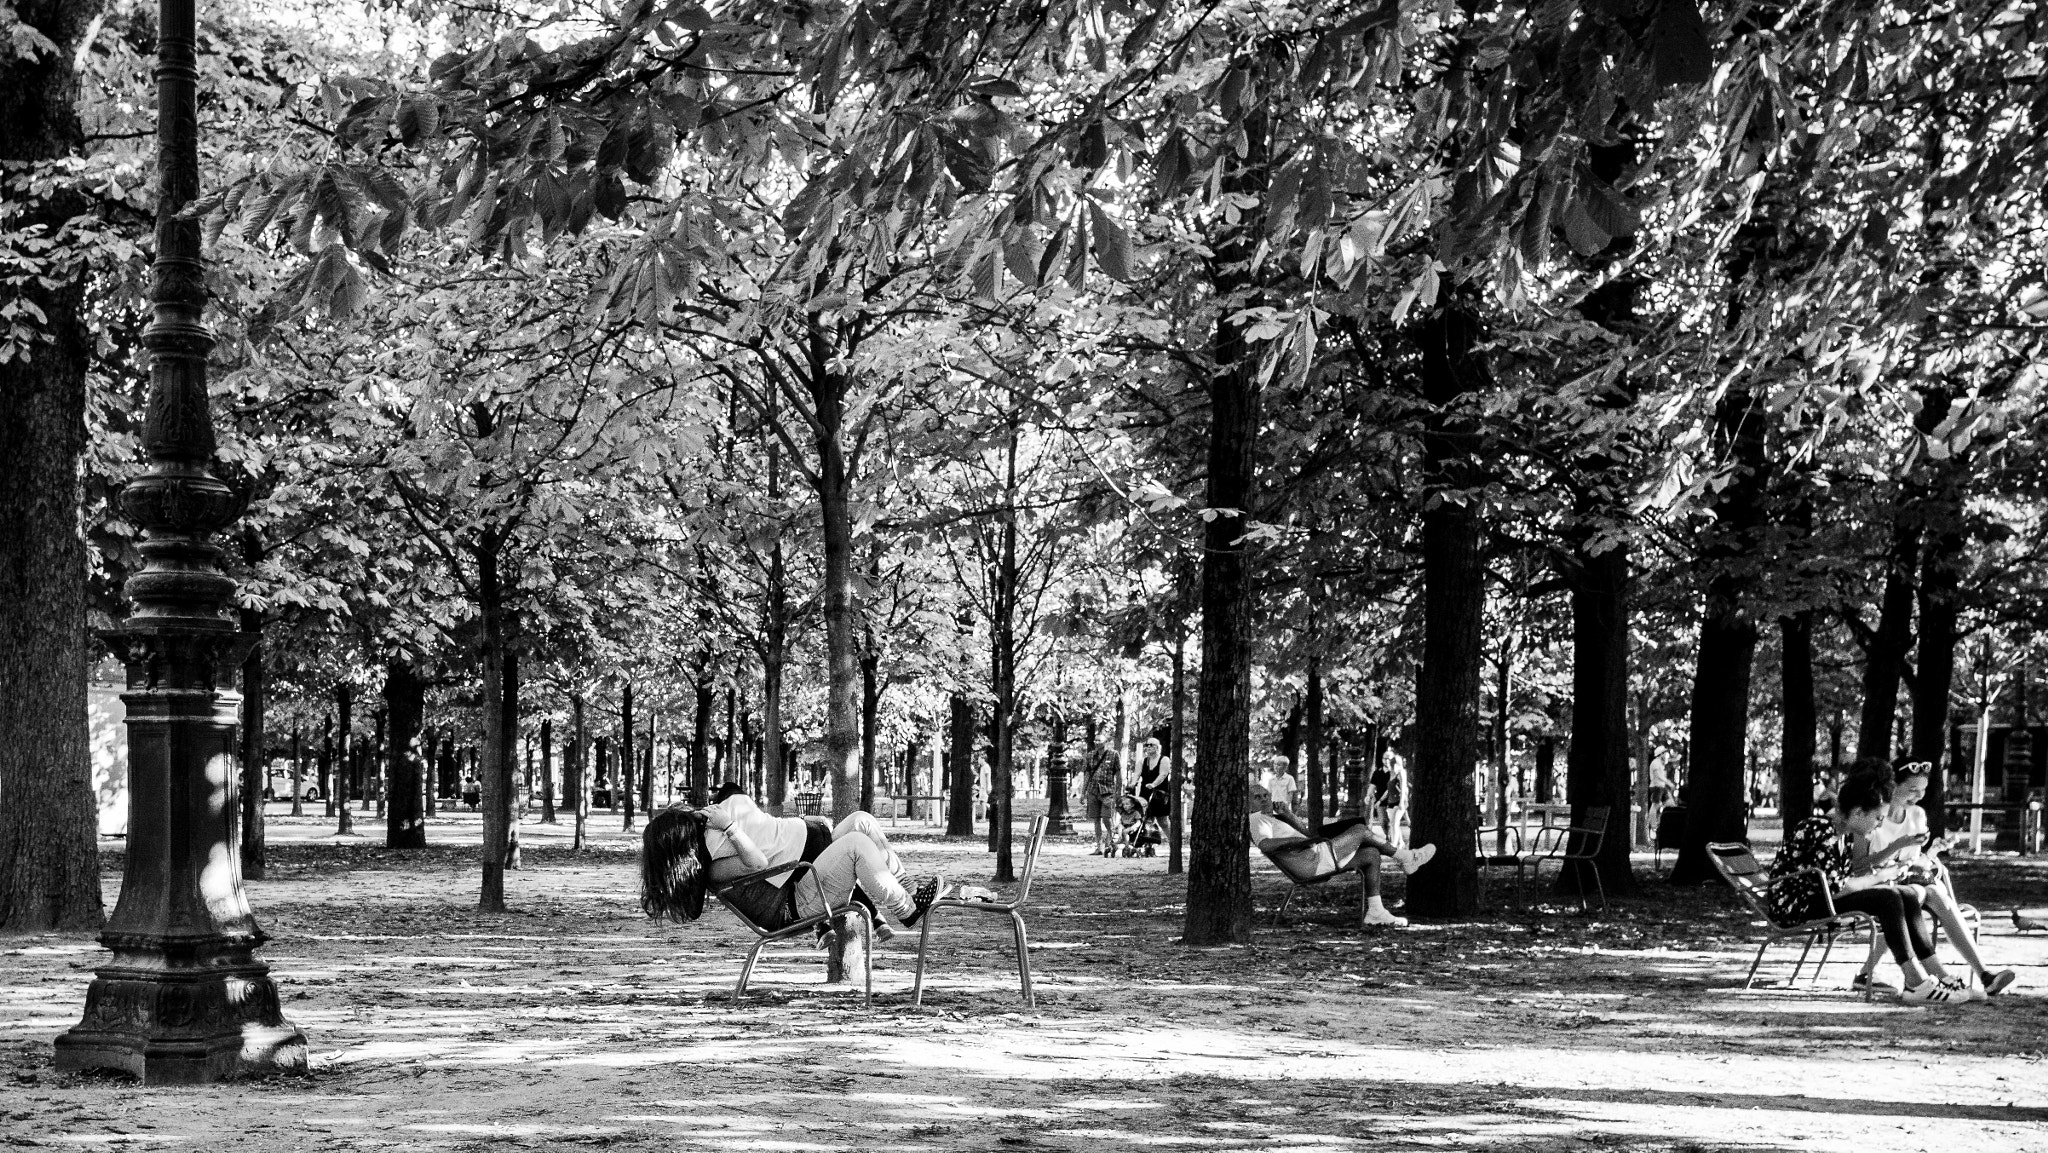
<box><xmin>1769</xmin><ymin>771</ymin><xmax>1972</xmax><ymax>1004</ymax></box>
<box><xmin>1135</xmin><ymin>735</ymin><xmax>1170</xmax><ymax>820</ymax></box>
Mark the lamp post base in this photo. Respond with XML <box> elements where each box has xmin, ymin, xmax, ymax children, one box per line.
<box><xmin>54</xmin><ymin>941</ymin><xmax>306</xmax><ymax>1085</ymax></box>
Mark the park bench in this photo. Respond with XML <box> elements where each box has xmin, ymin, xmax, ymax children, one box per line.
<box><xmin>912</xmin><ymin>815</ymin><xmax>1048</xmax><ymax>1008</ymax></box>
<box><xmin>1707</xmin><ymin>840</ymin><xmax>1874</xmax><ymax>994</ymax></box>
<box><xmin>712</xmin><ymin>859</ymin><xmax>875</xmax><ymax>1006</ymax></box>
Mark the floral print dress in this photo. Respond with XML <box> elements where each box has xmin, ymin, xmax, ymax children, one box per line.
<box><xmin>1767</xmin><ymin>816</ymin><xmax>1850</xmax><ymax>923</ymax></box>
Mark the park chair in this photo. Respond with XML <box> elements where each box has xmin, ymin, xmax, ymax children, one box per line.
<box><xmin>1706</xmin><ymin>841</ymin><xmax>1874</xmax><ymax>993</ymax></box>
<box><xmin>1256</xmin><ymin>833</ymin><xmax>1366</xmax><ymax>921</ymax></box>
<box><xmin>713</xmin><ymin>859</ymin><xmax>875</xmax><ymax>1006</ymax></box>
<box><xmin>1527</xmin><ymin>805</ymin><xmax>1611</xmax><ymax>913</ymax></box>
<box><xmin>912</xmin><ymin>815</ymin><xmax>1047</xmax><ymax>1008</ymax></box>
<box><xmin>1474</xmin><ymin>819</ymin><xmax>1528</xmax><ymax>909</ymax></box>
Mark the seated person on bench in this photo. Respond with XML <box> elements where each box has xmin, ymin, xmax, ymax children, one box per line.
<box><xmin>1247</xmin><ymin>782</ymin><xmax>1435</xmax><ymax>927</ymax></box>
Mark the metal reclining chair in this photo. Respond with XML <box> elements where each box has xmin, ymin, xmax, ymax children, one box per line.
<box><xmin>912</xmin><ymin>815</ymin><xmax>1048</xmax><ymax>1008</ymax></box>
<box><xmin>1257</xmin><ymin>833</ymin><xmax>1371</xmax><ymax>921</ymax></box>
<box><xmin>713</xmin><ymin>859</ymin><xmax>875</xmax><ymax>1006</ymax></box>
<box><xmin>1707</xmin><ymin>841</ymin><xmax>1874</xmax><ymax>993</ymax></box>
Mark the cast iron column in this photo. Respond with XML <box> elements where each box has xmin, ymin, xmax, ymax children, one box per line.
<box><xmin>53</xmin><ymin>0</ymin><xmax>306</xmax><ymax>1084</ymax></box>
<box><xmin>1045</xmin><ymin>724</ymin><xmax>1072</xmax><ymax>836</ymax></box>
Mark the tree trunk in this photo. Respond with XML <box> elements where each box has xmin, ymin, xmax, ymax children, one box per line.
<box><xmin>1856</xmin><ymin>523</ymin><xmax>1919</xmax><ymax>764</ymax></box>
<box><xmin>1406</xmin><ymin>301</ymin><xmax>1488</xmax><ymax>918</ymax></box>
<box><xmin>811</xmin><ymin>352</ymin><xmax>865</xmax><ymax>824</ymax></box>
<box><xmin>422</xmin><ymin>726</ymin><xmax>437</xmax><ymax>818</ymax></box>
<box><xmin>692</xmin><ymin>670</ymin><xmax>714</xmax><ymax>806</ymax></box>
<box><xmin>0</xmin><ymin>0</ymin><xmax>104</xmax><ymax>934</ymax></box>
<box><xmin>1168</xmin><ymin>636</ymin><xmax>1187</xmax><ymax>875</ymax></box>
<box><xmin>335</xmin><ymin>684</ymin><xmax>355</xmax><ymax>835</ymax></box>
<box><xmin>290</xmin><ymin>726</ymin><xmax>304</xmax><ymax>818</ymax></box>
<box><xmin>621</xmin><ymin>682</ymin><xmax>636</xmax><ymax>831</ymax></box>
<box><xmin>1305</xmin><ymin>656</ymin><xmax>1325</xmax><ymax>829</ymax></box>
<box><xmin>1912</xmin><ymin>522</ymin><xmax>1961</xmax><ymax>838</ymax></box>
<box><xmin>238</xmin><ymin>608</ymin><xmax>267</xmax><ymax>880</ymax></box>
<box><xmin>1779</xmin><ymin>612</ymin><xmax>1817</xmax><ymax>832</ymax></box>
<box><xmin>1671</xmin><ymin>387</ymin><xmax>1767</xmax><ymax>885</ymax></box>
<box><xmin>1564</xmin><ymin>541</ymin><xmax>1636</xmax><ymax>896</ymax></box>
<box><xmin>990</xmin><ymin>446</ymin><xmax>1020</xmax><ymax>880</ymax></box>
<box><xmin>1183</xmin><ymin>66</ymin><xmax>1268</xmax><ymax>946</ymax></box>
<box><xmin>539</xmin><ymin>716</ymin><xmax>556</xmax><ymax>822</ymax></box>
<box><xmin>320</xmin><ymin>719</ymin><xmax>334</xmax><ymax>818</ymax></box>
<box><xmin>571</xmin><ymin>694</ymin><xmax>588</xmax><ymax>848</ymax></box>
<box><xmin>369</xmin><ymin>708</ymin><xmax>385</xmax><ymax>815</ymax></box>
<box><xmin>640</xmin><ymin>718</ymin><xmax>654</xmax><ymax>818</ymax></box>
<box><xmin>947</xmin><ymin>693</ymin><xmax>976</xmax><ymax>835</ymax></box>
<box><xmin>477</xmin><ymin>536</ymin><xmax>510</xmax><ymax>910</ymax></box>
<box><xmin>384</xmin><ymin>658</ymin><xmax>427</xmax><ymax>848</ymax></box>
<box><xmin>860</xmin><ymin>649</ymin><xmax>881</xmax><ymax>813</ymax></box>
<box><xmin>762</xmin><ymin>629</ymin><xmax>787</xmax><ymax>814</ymax></box>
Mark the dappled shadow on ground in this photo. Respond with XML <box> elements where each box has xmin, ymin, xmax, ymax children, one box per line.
<box><xmin>3</xmin><ymin>833</ymin><xmax>2045</xmax><ymax>1151</ymax></box>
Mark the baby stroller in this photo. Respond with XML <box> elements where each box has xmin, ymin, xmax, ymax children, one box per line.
<box><xmin>1114</xmin><ymin>791</ymin><xmax>1163</xmax><ymax>857</ymax></box>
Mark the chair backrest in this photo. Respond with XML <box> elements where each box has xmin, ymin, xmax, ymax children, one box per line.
<box><xmin>1705</xmin><ymin>841</ymin><xmax>1774</xmax><ymax>919</ymax></box>
<box><xmin>1013</xmin><ymin>814</ymin><xmax>1050</xmax><ymax>905</ymax></box>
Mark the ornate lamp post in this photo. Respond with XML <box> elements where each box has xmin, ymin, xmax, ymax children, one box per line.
<box><xmin>53</xmin><ymin>0</ymin><xmax>306</xmax><ymax>1083</ymax></box>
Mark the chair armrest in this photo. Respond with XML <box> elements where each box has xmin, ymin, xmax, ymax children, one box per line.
<box><xmin>1474</xmin><ymin>826</ymin><xmax>1524</xmax><ymax>854</ymax></box>
<box><xmin>1257</xmin><ymin>836</ymin><xmax>1318</xmax><ymax>856</ymax></box>
<box><xmin>1759</xmin><ymin>866</ymin><xmax>1840</xmax><ymax>919</ymax></box>
<box><xmin>713</xmin><ymin>859</ymin><xmax>811</xmax><ymax>893</ymax></box>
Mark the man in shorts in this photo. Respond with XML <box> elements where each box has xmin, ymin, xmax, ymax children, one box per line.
<box><xmin>1248</xmin><ymin>781</ymin><xmax>1434</xmax><ymax>926</ymax></box>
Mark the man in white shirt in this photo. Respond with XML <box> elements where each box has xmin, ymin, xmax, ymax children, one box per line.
<box><xmin>1261</xmin><ymin>755</ymin><xmax>1299</xmax><ymax>812</ymax></box>
<box><xmin>1247</xmin><ymin>781</ymin><xmax>1434</xmax><ymax>927</ymax></box>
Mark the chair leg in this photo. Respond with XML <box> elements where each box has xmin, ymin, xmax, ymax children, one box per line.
<box><xmin>1814</xmin><ymin>932</ymin><xmax>1838</xmax><ymax>988</ymax></box>
<box><xmin>1011</xmin><ymin>912</ymin><xmax>1034</xmax><ymax>1009</ymax></box>
<box><xmin>1744</xmin><ymin>938</ymin><xmax>1771</xmax><ymax>989</ymax></box>
<box><xmin>1789</xmin><ymin>934</ymin><xmax>1818</xmax><ymax>986</ymax></box>
<box><xmin>856</xmin><ymin>909</ymin><xmax>873</xmax><ymax>1008</ymax></box>
<box><xmin>912</xmin><ymin>908</ymin><xmax>937</xmax><ymax>1007</ymax></box>
<box><xmin>1592</xmin><ymin>866</ymin><xmax>1606</xmax><ymax>914</ymax></box>
<box><xmin>1278</xmin><ymin>886</ymin><xmax>1297</xmax><ymax>921</ymax></box>
<box><xmin>736</xmin><ymin>939</ymin><xmax>769</xmax><ymax>1001</ymax></box>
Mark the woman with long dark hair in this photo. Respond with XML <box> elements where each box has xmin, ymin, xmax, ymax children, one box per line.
<box><xmin>642</xmin><ymin>792</ymin><xmax>942</xmax><ymax>937</ymax></box>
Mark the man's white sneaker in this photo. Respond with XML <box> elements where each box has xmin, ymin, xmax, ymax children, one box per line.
<box><xmin>1363</xmin><ymin>907</ymin><xmax>1408</xmax><ymax>928</ymax></box>
<box><xmin>1393</xmin><ymin>844</ymin><xmax>1437</xmax><ymax>876</ymax></box>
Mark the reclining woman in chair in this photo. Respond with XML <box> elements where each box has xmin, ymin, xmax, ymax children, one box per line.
<box><xmin>1770</xmin><ymin>770</ymin><xmax>1985</xmax><ymax>1005</ymax></box>
<box><xmin>1844</xmin><ymin>761</ymin><xmax>2016</xmax><ymax>997</ymax></box>
<box><xmin>1247</xmin><ymin>782</ymin><xmax>1435</xmax><ymax>926</ymax></box>
<box><xmin>641</xmin><ymin>792</ymin><xmax>943</xmax><ymax>941</ymax></box>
